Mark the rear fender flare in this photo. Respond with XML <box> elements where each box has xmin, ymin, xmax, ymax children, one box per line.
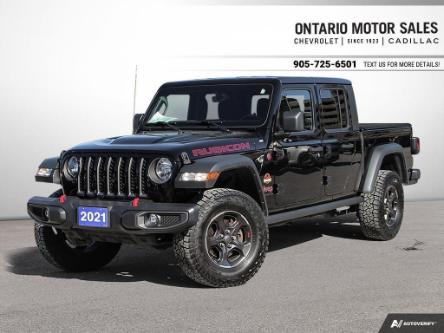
<box><xmin>361</xmin><ymin>143</ymin><xmax>408</xmax><ymax>193</ymax></box>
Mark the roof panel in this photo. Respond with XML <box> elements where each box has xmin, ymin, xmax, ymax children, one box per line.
<box><xmin>277</xmin><ymin>76</ymin><xmax>351</xmax><ymax>85</ymax></box>
<box><xmin>161</xmin><ymin>76</ymin><xmax>351</xmax><ymax>87</ymax></box>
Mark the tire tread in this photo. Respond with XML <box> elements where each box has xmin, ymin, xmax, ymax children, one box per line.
<box><xmin>174</xmin><ymin>188</ymin><xmax>268</xmax><ymax>287</ymax></box>
<box><xmin>358</xmin><ymin>170</ymin><xmax>403</xmax><ymax>240</ymax></box>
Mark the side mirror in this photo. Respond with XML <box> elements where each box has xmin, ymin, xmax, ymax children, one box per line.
<box><xmin>282</xmin><ymin>111</ymin><xmax>304</xmax><ymax>132</ymax></box>
<box><xmin>133</xmin><ymin>113</ymin><xmax>144</xmax><ymax>133</ymax></box>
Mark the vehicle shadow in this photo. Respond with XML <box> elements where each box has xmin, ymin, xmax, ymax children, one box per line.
<box><xmin>6</xmin><ymin>245</ymin><xmax>202</xmax><ymax>288</ymax></box>
<box><xmin>6</xmin><ymin>214</ymin><xmax>365</xmax><ymax>288</ymax></box>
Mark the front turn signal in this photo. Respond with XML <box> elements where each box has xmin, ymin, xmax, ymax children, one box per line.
<box><xmin>179</xmin><ymin>172</ymin><xmax>220</xmax><ymax>182</ymax></box>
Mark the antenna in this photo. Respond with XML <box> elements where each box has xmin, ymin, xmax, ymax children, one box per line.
<box><xmin>132</xmin><ymin>65</ymin><xmax>138</xmax><ymax>115</ymax></box>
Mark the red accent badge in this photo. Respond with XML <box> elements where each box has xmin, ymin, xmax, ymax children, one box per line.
<box><xmin>59</xmin><ymin>194</ymin><xmax>66</xmax><ymax>204</ymax></box>
<box><xmin>131</xmin><ymin>197</ymin><xmax>140</xmax><ymax>207</ymax></box>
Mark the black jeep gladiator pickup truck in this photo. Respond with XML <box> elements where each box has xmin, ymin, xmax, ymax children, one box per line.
<box><xmin>28</xmin><ymin>77</ymin><xmax>420</xmax><ymax>287</ymax></box>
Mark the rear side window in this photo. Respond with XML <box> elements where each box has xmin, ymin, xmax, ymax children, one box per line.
<box><xmin>319</xmin><ymin>88</ymin><xmax>349</xmax><ymax>129</ymax></box>
<box><xmin>279</xmin><ymin>90</ymin><xmax>313</xmax><ymax>131</ymax></box>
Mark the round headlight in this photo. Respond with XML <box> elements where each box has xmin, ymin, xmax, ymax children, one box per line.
<box><xmin>148</xmin><ymin>158</ymin><xmax>173</xmax><ymax>184</ymax></box>
<box><xmin>66</xmin><ymin>156</ymin><xmax>79</xmax><ymax>178</ymax></box>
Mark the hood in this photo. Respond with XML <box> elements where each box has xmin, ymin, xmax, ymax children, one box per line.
<box><xmin>67</xmin><ymin>131</ymin><xmax>265</xmax><ymax>159</ymax></box>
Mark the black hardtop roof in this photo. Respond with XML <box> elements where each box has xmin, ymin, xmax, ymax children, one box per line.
<box><xmin>161</xmin><ymin>76</ymin><xmax>352</xmax><ymax>88</ymax></box>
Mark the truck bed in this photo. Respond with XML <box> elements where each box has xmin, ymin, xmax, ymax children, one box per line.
<box><xmin>359</xmin><ymin>123</ymin><xmax>412</xmax><ymax>139</ymax></box>
<box><xmin>359</xmin><ymin>123</ymin><xmax>411</xmax><ymax>131</ymax></box>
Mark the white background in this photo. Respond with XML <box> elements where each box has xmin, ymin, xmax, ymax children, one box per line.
<box><xmin>0</xmin><ymin>1</ymin><xmax>443</xmax><ymax>218</ymax></box>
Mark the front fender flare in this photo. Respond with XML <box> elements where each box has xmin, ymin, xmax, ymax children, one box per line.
<box><xmin>175</xmin><ymin>155</ymin><xmax>267</xmax><ymax>213</ymax></box>
<box><xmin>35</xmin><ymin>157</ymin><xmax>60</xmax><ymax>184</ymax></box>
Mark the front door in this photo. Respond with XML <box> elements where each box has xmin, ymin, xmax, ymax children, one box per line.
<box><xmin>271</xmin><ymin>87</ymin><xmax>324</xmax><ymax>210</ymax></box>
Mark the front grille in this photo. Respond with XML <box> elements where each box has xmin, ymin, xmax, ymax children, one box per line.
<box><xmin>74</xmin><ymin>155</ymin><xmax>152</xmax><ymax>199</ymax></box>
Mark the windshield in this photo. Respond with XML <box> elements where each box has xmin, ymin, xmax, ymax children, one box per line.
<box><xmin>144</xmin><ymin>83</ymin><xmax>273</xmax><ymax>128</ymax></box>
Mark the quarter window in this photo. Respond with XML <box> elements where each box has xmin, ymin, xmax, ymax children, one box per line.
<box><xmin>279</xmin><ymin>90</ymin><xmax>313</xmax><ymax>131</ymax></box>
<box><xmin>319</xmin><ymin>88</ymin><xmax>349</xmax><ymax>129</ymax></box>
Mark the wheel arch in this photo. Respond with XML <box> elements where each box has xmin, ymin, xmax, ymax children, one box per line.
<box><xmin>380</xmin><ymin>153</ymin><xmax>408</xmax><ymax>182</ymax></box>
<box><xmin>175</xmin><ymin>155</ymin><xmax>268</xmax><ymax>214</ymax></box>
<box><xmin>214</xmin><ymin>168</ymin><xmax>265</xmax><ymax>211</ymax></box>
<box><xmin>361</xmin><ymin>143</ymin><xmax>409</xmax><ymax>193</ymax></box>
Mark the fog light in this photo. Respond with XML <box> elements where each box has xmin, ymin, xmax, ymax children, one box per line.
<box><xmin>137</xmin><ymin>213</ymin><xmax>161</xmax><ymax>229</ymax></box>
<box><xmin>146</xmin><ymin>214</ymin><xmax>161</xmax><ymax>227</ymax></box>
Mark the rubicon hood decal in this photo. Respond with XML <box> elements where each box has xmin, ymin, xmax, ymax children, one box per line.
<box><xmin>191</xmin><ymin>142</ymin><xmax>251</xmax><ymax>157</ymax></box>
<box><xmin>66</xmin><ymin>133</ymin><xmax>261</xmax><ymax>159</ymax></box>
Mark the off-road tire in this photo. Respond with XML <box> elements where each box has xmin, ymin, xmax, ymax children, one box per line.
<box><xmin>358</xmin><ymin>170</ymin><xmax>404</xmax><ymax>240</ymax></box>
<box><xmin>34</xmin><ymin>190</ymin><xmax>121</xmax><ymax>272</ymax></box>
<box><xmin>174</xmin><ymin>188</ymin><xmax>269</xmax><ymax>287</ymax></box>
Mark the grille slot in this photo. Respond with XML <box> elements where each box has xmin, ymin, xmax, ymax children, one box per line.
<box><xmin>73</xmin><ymin>154</ymin><xmax>156</xmax><ymax>199</ymax></box>
<box><xmin>117</xmin><ymin>157</ymin><xmax>126</xmax><ymax>197</ymax></box>
<box><xmin>138</xmin><ymin>158</ymin><xmax>147</xmax><ymax>198</ymax></box>
<box><xmin>86</xmin><ymin>156</ymin><xmax>96</xmax><ymax>197</ymax></box>
<box><xmin>77</xmin><ymin>157</ymin><xmax>85</xmax><ymax>196</ymax></box>
<box><xmin>96</xmin><ymin>157</ymin><xmax>105</xmax><ymax>197</ymax></box>
<box><xmin>106</xmin><ymin>157</ymin><xmax>115</xmax><ymax>196</ymax></box>
<box><xmin>128</xmin><ymin>157</ymin><xmax>136</xmax><ymax>197</ymax></box>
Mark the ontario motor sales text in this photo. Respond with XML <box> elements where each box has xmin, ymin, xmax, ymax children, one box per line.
<box><xmin>295</xmin><ymin>22</ymin><xmax>438</xmax><ymax>35</ymax></box>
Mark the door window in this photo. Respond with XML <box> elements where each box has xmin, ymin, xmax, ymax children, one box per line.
<box><xmin>279</xmin><ymin>90</ymin><xmax>313</xmax><ymax>131</ymax></box>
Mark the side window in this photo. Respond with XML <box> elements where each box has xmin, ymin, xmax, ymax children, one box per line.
<box><xmin>279</xmin><ymin>90</ymin><xmax>313</xmax><ymax>131</ymax></box>
<box><xmin>319</xmin><ymin>88</ymin><xmax>349</xmax><ymax>129</ymax></box>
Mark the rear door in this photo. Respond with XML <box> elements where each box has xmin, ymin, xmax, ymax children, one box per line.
<box><xmin>318</xmin><ymin>85</ymin><xmax>362</xmax><ymax>198</ymax></box>
<box><xmin>272</xmin><ymin>86</ymin><xmax>324</xmax><ymax>210</ymax></box>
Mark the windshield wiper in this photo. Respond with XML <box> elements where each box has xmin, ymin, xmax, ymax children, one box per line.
<box><xmin>200</xmin><ymin>120</ymin><xmax>231</xmax><ymax>133</ymax></box>
<box><xmin>147</xmin><ymin>121</ymin><xmax>183</xmax><ymax>134</ymax></box>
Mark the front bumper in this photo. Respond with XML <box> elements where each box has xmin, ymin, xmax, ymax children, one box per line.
<box><xmin>27</xmin><ymin>195</ymin><xmax>198</xmax><ymax>237</ymax></box>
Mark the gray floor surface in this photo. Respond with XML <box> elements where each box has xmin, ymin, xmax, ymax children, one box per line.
<box><xmin>1</xmin><ymin>201</ymin><xmax>443</xmax><ymax>332</ymax></box>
